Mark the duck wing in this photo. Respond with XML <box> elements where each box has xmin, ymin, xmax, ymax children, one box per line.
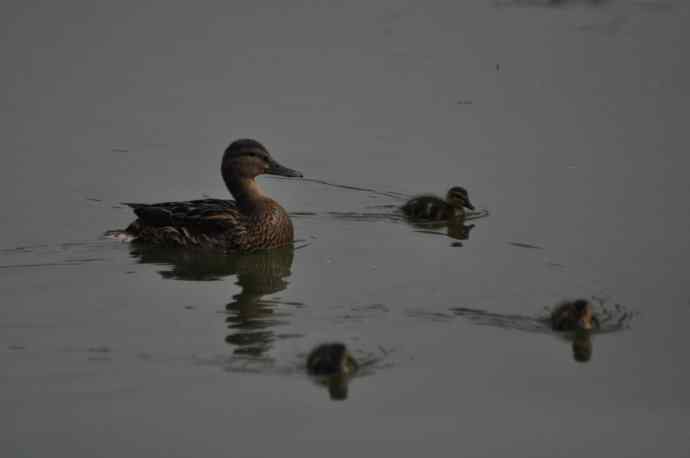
<box><xmin>124</xmin><ymin>198</ymin><xmax>241</xmax><ymax>229</ymax></box>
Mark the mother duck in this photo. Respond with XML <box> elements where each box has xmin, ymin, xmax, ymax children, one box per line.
<box><xmin>119</xmin><ymin>139</ymin><xmax>302</xmax><ymax>252</ymax></box>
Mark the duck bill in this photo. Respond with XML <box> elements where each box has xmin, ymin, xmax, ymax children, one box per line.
<box><xmin>464</xmin><ymin>199</ymin><xmax>475</xmax><ymax>211</ymax></box>
<box><xmin>266</xmin><ymin>159</ymin><xmax>303</xmax><ymax>178</ymax></box>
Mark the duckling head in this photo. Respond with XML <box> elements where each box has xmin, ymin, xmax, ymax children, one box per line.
<box><xmin>221</xmin><ymin>138</ymin><xmax>303</xmax><ymax>182</ymax></box>
<box><xmin>446</xmin><ymin>186</ymin><xmax>475</xmax><ymax>210</ymax></box>
<box><xmin>307</xmin><ymin>343</ymin><xmax>358</xmax><ymax>376</ymax></box>
<box><xmin>572</xmin><ymin>299</ymin><xmax>594</xmax><ymax>331</ymax></box>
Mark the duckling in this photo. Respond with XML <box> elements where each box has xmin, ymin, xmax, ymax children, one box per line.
<box><xmin>306</xmin><ymin>343</ymin><xmax>358</xmax><ymax>376</ymax></box>
<box><xmin>117</xmin><ymin>139</ymin><xmax>303</xmax><ymax>252</ymax></box>
<box><xmin>551</xmin><ymin>299</ymin><xmax>596</xmax><ymax>331</ymax></box>
<box><xmin>307</xmin><ymin>343</ymin><xmax>358</xmax><ymax>401</ymax></box>
<box><xmin>401</xmin><ymin>186</ymin><xmax>475</xmax><ymax>220</ymax></box>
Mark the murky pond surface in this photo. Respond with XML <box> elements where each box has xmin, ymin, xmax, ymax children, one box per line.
<box><xmin>2</xmin><ymin>1</ymin><xmax>689</xmax><ymax>456</ymax></box>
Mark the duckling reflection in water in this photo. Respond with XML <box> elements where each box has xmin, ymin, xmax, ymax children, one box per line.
<box><xmin>572</xmin><ymin>330</ymin><xmax>593</xmax><ymax>363</ymax></box>
<box><xmin>307</xmin><ymin>343</ymin><xmax>358</xmax><ymax>401</ymax></box>
<box><xmin>401</xmin><ymin>186</ymin><xmax>475</xmax><ymax>221</ymax></box>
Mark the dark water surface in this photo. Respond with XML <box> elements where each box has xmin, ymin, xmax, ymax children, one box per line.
<box><xmin>2</xmin><ymin>1</ymin><xmax>689</xmax><ymax>457</ymax></box>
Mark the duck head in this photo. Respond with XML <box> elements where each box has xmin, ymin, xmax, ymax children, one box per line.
<box><xmin>221</xmin><ymin>139</ymin><xmax>303</xmax><ymax>182</ymax></box>
<box><xmin>446</xmin><ymin>186</ymin><xmax>475</xmax><ymax>211</ymax></box>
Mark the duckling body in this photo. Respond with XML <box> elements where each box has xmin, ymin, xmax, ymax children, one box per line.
<box><xmin>120</xmin><ymin>139</ymin><xmax>302</xmax><ymax>252</ymax></box>
<box><xmin>402</xmin><ymin>186</ymin><xmax>474</xmax><ymax>220</ymax></box>
<box><xmin>551</xmin><ymin>299</ymin><xmax>595</xmax><ymax>331</ymax></box>
<box><xmin>306</xmin><ymin>343</ymin><xmax>358</xmax><ymax>376</ymax></box>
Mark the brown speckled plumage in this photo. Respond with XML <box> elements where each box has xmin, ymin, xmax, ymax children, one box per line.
<box><xmin>120</xmin><ymin>139</ymin><xmax>302</xmax><ymax>252</ymax></box>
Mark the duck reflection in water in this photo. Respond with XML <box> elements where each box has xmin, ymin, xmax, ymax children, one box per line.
<box><xmin>307</xmin><ymin>343</ymin><xmax>359</xmax><ymax>401</ymax></box>
<box><xmin>450</xmin><ymin>299</ymin><xmax>631</xmax><ymax>363</ymax></box>
<box><xmin>128</xmin><ymin>244</ymin><xmax>295</xmax><ymax>357</ymax></box>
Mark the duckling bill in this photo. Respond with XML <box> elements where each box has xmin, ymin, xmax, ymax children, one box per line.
<box><xmin>117</xmin><ymin>139</ymin><xmax>303</xmax><ymax>252</ymax></box>
<box><xmin>402</xmin><ymin>186</ymin><xmax>474</xmax><ymax>220</ymax></box>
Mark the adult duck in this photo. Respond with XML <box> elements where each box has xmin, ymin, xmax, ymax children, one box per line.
<box><xmin>120</xmin><ymin>139</ymin><xmax>302</xmax><ymax>252</ymax></box>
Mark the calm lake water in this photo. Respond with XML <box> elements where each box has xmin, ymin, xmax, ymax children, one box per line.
<box><xmin>2</xmin><ymin>1</ymin><xmax>689</xmax><ymax>457</ymax></box>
